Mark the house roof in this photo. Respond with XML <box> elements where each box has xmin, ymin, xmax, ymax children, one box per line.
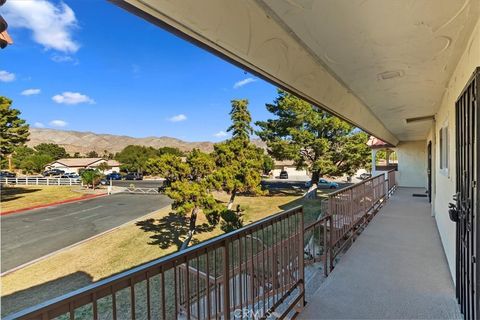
<box><xmin>367</xmin><ymin>136</ymin><xmax>395</xmax><ymax>149</ymax></box>
<box><xmin>106</xmin><ymin>159</ymin><xmax>121</xmax><ymax>166</ymax></box>
<box><xmin>90</xmin><ymin>159</ymin><xmax>122</xmax><ymax>167</ymax></box>
<box><xmin>51</xmin><ymin>158</ymin><xmax>105</xmax><ymax>167</ymax></box>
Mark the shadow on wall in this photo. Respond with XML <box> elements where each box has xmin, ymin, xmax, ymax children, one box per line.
<box><xmin>1</xmin><ymin>271</ymin><xmax>93</xmax><ymax>317</ymax></box>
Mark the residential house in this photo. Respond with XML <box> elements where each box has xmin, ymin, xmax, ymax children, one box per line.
<box><xmin>272</xmin><ymin>159</ymin><xmax>308</xmax><ymax>179</ymax></box>
<box><xmin>46</xmin><ymin>158</ymin><xmax>121</xmax><ymax>175</ymax></box>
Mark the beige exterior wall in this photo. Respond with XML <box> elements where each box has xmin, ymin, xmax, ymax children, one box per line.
<box><xmin>272</xmin><ymin>167</ymin><xmax>308</xmax><ymax>179</ymax></box>
<box><xmin>396</xmin><ymin>141</ymin><xmax>427</xmax><ymax>188</ymax></box>
<box><xmin>429</xmin><ymin>17</ymin><xmax>480</xmax><ymax>281</ymax></box>
<box><xmin>371</xmin><ymin>143</ymin><xmax>426</xmax><ymax>188</ymax></box>
<box><xmin>48</xmin><ymin>163</ymin><xmax>79</xmax><ymax>174</ymax></box>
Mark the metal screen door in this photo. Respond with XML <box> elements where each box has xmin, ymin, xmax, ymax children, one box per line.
<box><xmin>455</xmin><ymin>67</ymin><xmax>479</xmax><ymax>320</ymax></box>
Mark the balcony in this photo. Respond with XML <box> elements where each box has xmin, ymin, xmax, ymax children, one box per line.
<box><xmin>5</xmin><ymin>171</ymin><xmax>459</xmax><ymax>319</ymax></box>
<box><xmin>300</xmin><ymin>187</ymin><xmax>460</xmax><ymax>319</ymax></box>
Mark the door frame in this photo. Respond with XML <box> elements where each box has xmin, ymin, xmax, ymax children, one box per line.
<box><xmin>427</xmin><ymin>141</ymin><xmax>432</xmax><ymax>203</ymax></box>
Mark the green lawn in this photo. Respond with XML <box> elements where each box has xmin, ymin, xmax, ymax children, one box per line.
<box><xmin>1</xmin><ymin>189</ymin><xmax>327</xmax><ymax>316</ymax></box>
<box><xmin>0</xmin><ymin>186</ymin><xmax>87</xmax><ymax>213</ymax></box>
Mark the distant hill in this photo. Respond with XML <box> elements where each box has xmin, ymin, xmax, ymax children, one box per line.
<box><xmin>27</xmin><ymin>128</ymin><xmax>266</xmax><ymax>155</ymax></box>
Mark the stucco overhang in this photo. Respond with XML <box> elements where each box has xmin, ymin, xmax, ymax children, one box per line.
<box><xmin>112</xmin><ymin>0</ymin><xmax>480</xmax><ymax>145</ymax></box>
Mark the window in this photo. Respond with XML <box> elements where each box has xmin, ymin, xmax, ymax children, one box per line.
<box><xmin>439</xmin><ymin>124</ymin><xmax>449</xmax><ymax>175</ymax></box>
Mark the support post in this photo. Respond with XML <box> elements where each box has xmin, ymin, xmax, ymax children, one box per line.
<box><xmin>222</xmin><ymin>239</ymin><xmax>231</xmax><ymax>320</ymax></box>
<box><xmin>296</xmin><ymin>208</ymin><xmax>305</xmax><ymax>313</ymax></box>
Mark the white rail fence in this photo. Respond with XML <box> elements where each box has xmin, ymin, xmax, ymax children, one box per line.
<box><xmin>0</xmin><ymin>177</ymin><xmax>81</xmax><ymax>186</ymax></box>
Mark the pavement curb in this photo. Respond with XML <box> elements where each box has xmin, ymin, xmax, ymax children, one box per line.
<box><xmin>0</xmin><ymin>193</ymin><xmax>108</xmax><ymax>216</ymax></box>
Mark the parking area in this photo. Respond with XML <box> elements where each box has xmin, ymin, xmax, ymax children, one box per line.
<box><xmin>1</xmin><ymin>193</ymin><xmax>171</xmax><ymax>273</ymax></box>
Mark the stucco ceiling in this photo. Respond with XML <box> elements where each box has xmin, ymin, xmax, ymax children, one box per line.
<box><xmin>260</xmin><ymin>0</ymin><xmax>480</xmax><ymax>141</ymax></box>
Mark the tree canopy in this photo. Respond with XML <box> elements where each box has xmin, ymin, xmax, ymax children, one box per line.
<box><xmin>256</xmin><ymin>90</ymin><xmax>371</xmax><ymax>183</ymax></box>
<box><xmin>226</xmin><ymin>99</ymin><xmax>253</xmax><ymax>140</ymax></box>
<box><xmin>0</xmin><ymin>97</ymin><xmax>29</xmax><ymax>158</ymax></box>
<box><xmin>21</xmin><ymin>154</ymin><xmax>54</xmax><ymax>174</ymax></box>
<box><xmin>116</xmin><ymin>145</ymin><xmax>184</xmax><ymax>173</ymax></box>
<box><xmin>34</xmin><ymin>143</ymin><xmax>68</xmax><ymax>160</ymax></box>
<box><xmin>115</xmin><ymin>145</ymin><xmax>159</xmax><ymax>173</ymax></box>
<box><xmin>145</xmin><ymin>150</ymin><xmax>220</xmax><ymax>249</ymax></box>
<box><xmin>213</xmin><ymin>99</ymin><xmax>265</xmax><ymax>209</ymax></box>
<box><xmin>143</xmin><ymin>100</ymin><xmax>266</xmax><ymax>249</ymax></box>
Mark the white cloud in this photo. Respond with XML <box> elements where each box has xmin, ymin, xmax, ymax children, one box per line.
<box><xmin>168</xmin><ymin>114</ymin><xmax>187</xmax><ymax>122</ymax></box>
<box><xmin>51</xmin><ymin>54</ymin><xmax>78</xmax><ymax>64</ymax></box>
<box><xmin>49</xmin><ymin>119</ymin><xmax>68</xmax><ymax>127</ymax></box>
<box><xmin>33</xmin><ymin>122</ymin><xmax>45</xmax><ymax>128</ymax></box>
<box><xmin>3</xmin><ymin>0</ymin><xmax>80</xmax><ymax>53</ymax></box>
<box><xmin>214</xmin><ymin>131</ymin><xmax>228</xmax><ymax>138</ymax></box>
<box><xmin>233</xmin><ymin>77</ymin><xmax>257</xmax><ymax>89</ymax></box>
<box><xmin>0</xmin><ymin>70</ymin><xmax>15</xmax><ymax>82</ymax></box>
<box><xmin>52</xmin><ymin>92</ymin><xmax>94</xmax><ymax>105</ymax></box>
<box><xmin>21</xmin><ymin>88</ymin><xmax>41</xmax><ymax>96</ymax></box>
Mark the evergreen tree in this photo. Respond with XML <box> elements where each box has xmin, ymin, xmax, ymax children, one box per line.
<box><xmin>256</xmin><ymin>90</ymin><xmax>371</xmax><ymax>185</ymax></box>
<box><xmin>0</xmin><ymin>97</ymin><xmax>29</xmax><ymax>158</ymax></box>
<box><xmin>145</xmin><ymin>150</ymin><xmax>219</xmax><ymax>250</ymax></box>
<box><xmin>34</xmin><ymin>143</ymin><xmax>68</xmax><ymax>160</ymax></box>
<box><xmin>213</xmin><ymin>99</ymin><xmax>264</xmax><ymax>209</ymax></box>
<box><xmin>226</xmin><ymin>99</ymin><xmax>253</xmax><ymax>140</ymax></box>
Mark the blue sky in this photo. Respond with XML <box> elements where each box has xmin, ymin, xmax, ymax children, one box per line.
<box><xmin>0</xmin><ymin>0</ymin><xmax>278</xmax><ymax>141</ymax></box>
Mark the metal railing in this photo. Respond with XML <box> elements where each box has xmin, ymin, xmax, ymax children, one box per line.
<box><xmin>7</xmin><ymin>207</ymin><xmax>305</xmax><ymax>320</ymax></box>
<box><xmin>374</xmin><ymin>164</ymin><xmax>398</xmax><ymax>171</ymax></box>
<box><xmin>327</xmin><ymin>174</ymin><xmax>387</xmax><ymax>270</ymax></box>
<box><xmin>8</xmin><ymin>173</ymin><xmax>398</xmax><ymax>320</ymax></box>
<box><xmin>305</xmin><ymin>173</ymin><xmax>394</xmax><ymax>273</ymax></box>
<box><xmin>0</xmin><ymin>177</ymin><xmax>81</xmax><ymax>186</ymax></box>
<box><xmin>387</xmin><ymin>169</ymin><xmax>396</xmax><ymax>195</ymax></box>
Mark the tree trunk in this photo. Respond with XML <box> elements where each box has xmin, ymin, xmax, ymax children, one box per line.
<box><xmin>227</xmin><ymin>189</ymin><xmax>237</xmax><ymax>210</ymax></box>
<box><xmin>180</xmin><ymin>206</ymin><xmax>198</xmax><ymax>250</ymax></box>
<box><xmin>306</xmin><ymin>170</ymin><xmax>321</xmax><ymax>199</ymax></box>
<box><xmin>311</xmin><ymin>170</ymin><xmax>320</xmax><ymax>185</ymax></box>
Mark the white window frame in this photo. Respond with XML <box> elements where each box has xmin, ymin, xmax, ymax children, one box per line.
<box><xmin>439</xmin><ymin>121</ymin><xmax>449</xmax><ymax>176</ymax></box>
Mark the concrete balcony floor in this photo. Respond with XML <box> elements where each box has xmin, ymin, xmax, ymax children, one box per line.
<box><xmin>300</xmin><ymin>188</ymin><xmax>461</xmax><ymax>319</ymax></box>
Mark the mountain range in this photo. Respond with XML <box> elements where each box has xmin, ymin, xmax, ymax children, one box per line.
<box><xmin>27</xmin><ymin>128</ymin><xmax>266</xmax><ymax>155</ymax></box>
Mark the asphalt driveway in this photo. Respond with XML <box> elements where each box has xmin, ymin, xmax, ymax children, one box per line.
<box><xmin>1</xmin><ymin>193</ymin><xmax>171</xmax><ymax>272</ymax></box>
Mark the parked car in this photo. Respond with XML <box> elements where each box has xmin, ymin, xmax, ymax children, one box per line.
<box><xmin>0</xmin><ymin>170</ymin><xmax>16</xmax><ymax>178</ymax></box>
<box><xmin>359</xmin><ymin>173</ymin><xmax>372</xmax><ymax>180</ymax></box>
<box><xmin>43</xmin><ymin>169</ymin><xmax>65</xmax><ymax>176</ymax></box>
<box><xmin>61</xmin><ymin>173</ymin><xmax>80</xmax><ymax>179</ymax></box>
<box><xmin>279</xmin><ymin>170</ymin><xmax>289</xmax><ymax>179</ymax></box>
<box><xmin>125</xmin><ymin>172</ymin><xmax>143</xmax><ymax>180</ymax></box>
<box><xmin>106</xmin><ymin>172</ymin><xmax>122</xmax><ymax>180</ymax></box>
<box><xmin>317</xmin><ymin>178</ymin><xmax>339</xmax><ymax>189</ymax></box>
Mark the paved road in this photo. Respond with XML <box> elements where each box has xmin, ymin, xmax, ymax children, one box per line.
<box><xmin>110</xmin><ymin>179</ymin><xmax>164</xmax><ymax>188</ymax></box>
<box><xmin>1</xmin><ymin>193</ymin><xmax>171</xmax><ymax>272</ymax></box>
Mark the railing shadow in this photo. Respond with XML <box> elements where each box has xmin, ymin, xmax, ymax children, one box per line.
<box><xmin>1</xmin><ymin>271</ymin><xmax>93</xmax><ymax>317</ymax></box>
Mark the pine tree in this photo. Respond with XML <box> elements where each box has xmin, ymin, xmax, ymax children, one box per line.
<box><xmin>256</xmin><ymin>90</ymin><xmax>371</xmax><ymax>185</ymax></box>
<box><xmin>213</xmin><ymin>99</ymin><xmax>264</xmax><ymax>209</ymax></box>
<box><xmin>0</xmin><ymin>97</ymin><xmax>30</xmax><ymax>158</ymax></box>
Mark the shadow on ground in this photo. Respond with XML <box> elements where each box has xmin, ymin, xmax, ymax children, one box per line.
<box><xmin>1</xmin><ymin>271</ymin><xmax>93</xmax><ymax>317</ymax></box>
<box><xmin>0</xmin><ymin>184</ymin><xmax>348</xmax><ymax>317</ymax></box>
<box><xmin>0</xmin><ymin>186</ymin><xmax>41</xmax><ymax>202</ymax></box>
<box><xmin>136</xmin><ymin>213</ymin><xmax>215</xmax><ymax>250</ymax></box>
